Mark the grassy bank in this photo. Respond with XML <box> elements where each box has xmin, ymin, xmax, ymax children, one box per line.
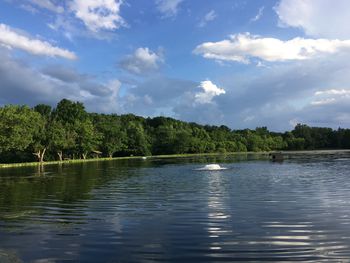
<box><xmin>1</xmin><ymin>149</ymin><xmax>349</xmax><ymax>169</ymax></box>
<box><xmin>0</xmin><ymin>152</ymin><xmax>267</xmax><ymax>169</ymax></box>
<box><xmin>0</xmin><ymin>156</ymin><xmax>144</xmax><ymax>168</ymax></box>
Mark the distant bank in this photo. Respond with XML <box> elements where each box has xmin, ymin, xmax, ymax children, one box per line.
<box><xmin>1</xmin><ymin>99</ymin><xmax>349</xmax><ymax>165</ymax></box>
<box><xmin>1</xmin><ymin>150</ymin><xmax>349</xmax><ymax>169</ymax></box>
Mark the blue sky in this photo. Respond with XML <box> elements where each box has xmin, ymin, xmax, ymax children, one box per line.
<box><xmin>0</xmin><ymin>0</ymin><xmax>350</xmax><ymax>131</ymax></box>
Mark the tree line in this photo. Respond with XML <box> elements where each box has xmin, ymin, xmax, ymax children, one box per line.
<box><xmin>0</xmin><ymin>99</ymin><xmax>349</xmax><ymax>163</ymax></box>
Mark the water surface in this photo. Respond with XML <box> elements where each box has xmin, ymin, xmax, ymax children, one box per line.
<box><xmin>0</xmin><ymin>152</ymin><xmax>350</xmax><ymax>262</ymax></box>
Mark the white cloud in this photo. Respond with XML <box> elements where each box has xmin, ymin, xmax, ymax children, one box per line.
<box><xmin>70</xmin><ymin>0</ymin><xmax>125</xmax><ymax>32</ymax></box>
<box><xmin>19</xmin><ymin>4</ymin><xmax>39</xmax><ymax>14</ymax></box>
<box><xmin>250</xmin><ymin>6</ymin><xmax>264</xmax><ymax>22</ymax></box>
<box><xmin>120</xmin><ymin>47</ymin><xmax>163</xmax><ymax>75</ymax></box>
<box><xmin>0</xmin><ymin>23</ymin><xmax>76</xmax><ymax>60</ymax></box>
<box><xmin>155</xmin><ymin>0</ymin><xmax>183</xmax><ymax>18</ymax></box>
<box><xmin>29</xmin><ymin>0</ymin><xmax>64</xmax><ymax>13</ymax></box>
<box><xmin>275</xmin><ymin>0</ymin><xmax>350</xmax><ymax>39</ymax></box>
<box><xmin>195</xmin><ymin>80</ymin><xmax>225</xmax><ymax>104</ymax></box>
<box><xmin>194</xmin><ymin>33</ymin><xmax>350</xmax><ymax>63</ymax></box>
<box><xmin>311</xmin><ymin>88</ymin><xmax>350</xmax><ymax>106</ymax></box>
<box><xmin>47</xmin><ymin>14</ymin><xmax>116</xmax><ymax>41</ymax></box>
<box><xmin>118</xmin><ymin>52</ymin><xmax>350</xmax><ymax>129</ymax></box>
<box><xmin>311</xmin><ymin>98</ymin><xmax>336</xmax><ymax>106</ymax></box>
<box><xmin>198</xmin><ymin>10</ymin><xmax>217</xmax><ymax>27</ymax></box>
<box><xmin>315</xmin><ymin>89</ymin><xmax>350</xmax><ymax>96</ymax></box>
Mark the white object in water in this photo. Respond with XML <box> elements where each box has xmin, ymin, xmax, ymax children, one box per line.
<box><xmin>196</xmin><ymin>164</ymin><xmax>227</xmax><ymax>171</ymax></box>
<box><xmin>141</xmin><ymin>157</ymin><xmax>147</xmax><ymax>160</ymax></box>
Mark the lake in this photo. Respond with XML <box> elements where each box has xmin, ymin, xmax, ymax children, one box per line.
<box><xmin>0</xmin><ymin>151</ymin><xmax>350</xmax><ymax>262</ymax></box>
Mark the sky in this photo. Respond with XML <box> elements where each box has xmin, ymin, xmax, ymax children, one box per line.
<box><xmin>0</xmin><ymin>0</ymin><xmax>350</xmax><ymax>131</ymax></box>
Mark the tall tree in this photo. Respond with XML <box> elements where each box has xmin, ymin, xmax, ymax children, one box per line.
<box><xmin>0</xmin><ymin>105</ymin><xmax>42</xmax><ymax>156</ymax></box>
<box><xmin>126</xmin><ymin>122</ymin><xmax>151</xmax><ymax>156</ymax></box>
<box><xmin>75</xmin><ymin>120</ymin><xmax>100</xmax><ymax>159</ymax></box>
<box><xmin>48</xmin><ymin>121</ymin><xmax>76</xmax><ymax>161</ymax></box>
<box><xmin>93</xmin><ymin>115</ymin><xmax>126</xmax><ymax>158</ymax></box>
<box><xmin>53</xmin><ymin>99</ymin><xmax>87</xmax><ymax>124</ymax></box>
<box><xmin>34</xmin><ymin>104</ymin><xmax>52</xmax><ymax>119</ymax></box>
<box><xmin>31</xmin><ymin>104</ymin><xmax>53</xmax><ymax>162</ymax></box>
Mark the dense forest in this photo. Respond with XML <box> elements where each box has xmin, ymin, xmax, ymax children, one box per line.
<box><xmin>0</xmin><ymin>99</ymin><xmax>349</xmax><ymax>164</ymax></box>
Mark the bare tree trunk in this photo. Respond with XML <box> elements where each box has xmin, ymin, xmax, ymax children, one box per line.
<box><xmin>57</xmin><ymin>151</ymin><xmax>63</xmax><ymax>161</ymax></box>
<box><xmin>33</xmin><ymin>148</ymin><xmax>46</xmax><ymax>163</ymax></box>
<box><xmin>40</xmin><ymin>148</ymin><xmax>46</xmax><ymax>163</ymax></box>
<box><xmin>109</xmin><ymin>153</ymin><xmax>113</xmax><ymax>158</ymax></box>
<box><xmin>82</xmin><ymin>153</ymin><xmax>87</xmax><ymax>159</ymax></box>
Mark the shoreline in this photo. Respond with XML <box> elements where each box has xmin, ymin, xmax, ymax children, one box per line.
<box><xmin>0</xmin><ymin>152</ymin><xmax>246</xmax><ymax>168</ymax></box>
<box><xmin>0</xmin><ymin>149</ymin><xmax>349</xmax><ymax>169</ymax></box>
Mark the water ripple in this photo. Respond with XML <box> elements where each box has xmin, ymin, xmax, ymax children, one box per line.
<box><xmin>0</xmin><ymin>152</ymin><xmax>350</xmax><ymax>261</ymax></box>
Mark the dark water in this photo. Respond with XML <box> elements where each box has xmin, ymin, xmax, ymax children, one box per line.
<box><xmin>0</xmin><ymin>152</ymin><xmax>350</xmax><ymax>262</ymax></box>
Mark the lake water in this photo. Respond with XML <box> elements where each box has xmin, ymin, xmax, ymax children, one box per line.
<box><xmin>0</xmin><ymin>151</ymin><xmax>350</xmax><ymax>262</ymax></box>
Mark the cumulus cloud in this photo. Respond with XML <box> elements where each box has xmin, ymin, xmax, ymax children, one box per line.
<box><xmin>29</xmin><ymin>0</ymin><xmax>64</xmax><ymax>13</ymax></box>
<box><xmin>118</xmin><ymin>51</ymin><xmax>350</xmax><ymax>130</ymax></box>
<box><xmin>0</xmin><ymin>23</ymin><xmax>76</xmax><ymax>59</ymax></box>
<box><xmin>164</xmin><ymin>51</ymin><xmax>350</xmax><ymax>130</ymax></box>
<box><xmin>194</xmin><ymin>33</ymin><xmax>350</xmax><ymax>63</ymax></box>
<box><xmin>119</xmin><ymin>77</ymin><xmax>228</xmax><ymax>125</ymax></box>
<box><xmin>48</xmin><ymin>14</ymin><xmax>116</xmax><ymax>41</ymax></box>
<box><xmin>311</xmin><ymin>88</ymin><xmax>350</xmax><ymax>106</ymax></box>
<box><xmin>194</xmin><ymin>80</ymin><xmax>225</xmax><ymax>104</ymax></box>
<box><xmin>119</xmin><ymin>47</ymin><xmax>163</xmax><ymax>75</ymax></box>
<box><xmin>218</xmin><ymin>52</ymin><xmax>350</xmax><ymax>130</ymax></box>
<box><xmin>250</xmin><ymin>6</ymin><xmax>264</xmax><ymax>22</ymax></box>
<box><xmin>198</xmin><ymin>10</ymin><xmax>217</xmax><ymax>27</ymax></box>
<box><xmin>18</xmin><ymin>0</ymin><xmax>125</xmax><ymax>37</ymax></box>
<box><xmin>275</xmin><ymin>0</ymin><xmax>350</xmax><ymax>39</ymax></box>
<box><xmin>70</xmin><ymin>0</ymin><xmax>126</xmax><ymax>32</ymax></box>
<box><xmin>155</xmin><ymin>0</ymin><xmax>183</xmax><ymax>18</ymax></box>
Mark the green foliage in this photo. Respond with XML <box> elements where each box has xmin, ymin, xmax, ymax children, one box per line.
<box><xmin>0</xmin><ymin>105</ymin><xmax>42</xmax><ymax>153</ymax></box>
<box><xmin>48</xmin><ymin>120</ymin><xmax>76</xmax><ymax>160</ymax></box>
<box><xmin>0</xmin><ymin>100</ymin><xmax>349</xmax><ymax>164</ymax></box>
<box><xmin>53</xmin><ymin>99</ymin><xmax>87</xmax><ymax>124</ymax></box>
<box><xmin>92</xmin><ymin>114</ymin><xmax>126</xmax><ymax>157</ymax></box>
<box><xmin>74</xmin><ymin>119</ymin><xmax>100</xmax><ymax>159</ymax></box>
<box><xmin>125</xmin><ymin>122</ymin><xmax>151</xmax><ymax>156</ymax></box>
<box><xmin>292</xmin><ymin>124</ymin><xmax>337</xmax><ymax>150</ymax></box>
<box><xmin>34</xmin><ymin>104</ymin><xmax>52</xmax><ymax>119</ymax></box>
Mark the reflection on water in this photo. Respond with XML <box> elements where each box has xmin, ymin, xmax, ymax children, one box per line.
<box><xmin>0</xmin><ymin>152</ymin><xmax>350</xmax><ymax>262</ymax></box>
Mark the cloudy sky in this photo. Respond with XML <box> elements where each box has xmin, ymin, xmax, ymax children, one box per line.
<box><xmin>0</xmin><ymin>0</ymin><xmax>350</xmax><ymax>131</ymax></box>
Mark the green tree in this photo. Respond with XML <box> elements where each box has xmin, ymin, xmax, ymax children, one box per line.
<box><xmin>52</xmin><ymin>99</ymin><xmax>98</xmax><ymax>159</ymax></box>
<box><xmin>48</xmin><ymin>121</ymin><xmax>76</xmax><ymax>161</ymax></box>
<box><xmin>292</xmin><ymin>124</ymin><xmax>315</xmax><ymax>149</ymax></box>
<box><xmin>126</xmin><ymin>122</ymin><xmax>151</xmax><ymax>156</ymax></box>
<box><xmin>173</xmin><ymin>130</ymin><xmax>192</xmax><ymax>154</ymax></box>
<box><xmin>34</xmin><ymin>104</ymin><xmax>52</xmax><ymax>119</ymax></box>
<box><xmin>31</xmin><ymin>104</ymin><xmax>53</xmax><ymax>162</ymax></box>
<box><xmin>53</xmin><ymin>99</ymin><xmax>87</xmax><ymax>124</ymax></box>
<box><xmin>30</xmin><ymin>115</ymin><xmax>47</xmax><ymax>162</ymax></box>
<box><xmin>93</xmin><ymin>115</ymin><xmax>126</xmax><ymax>157</ymax></box>
<box><xmin>152</xmin><ymin>125</ymin><xmax>176</xmax><ymax>154</ymax></box>
<box><xmin>75</xmin><ymin>119</ymin><xmax>100</xmax><ymax>159</ymax></box>
<box><xmin>0</xmin><ymin>105</ymin><xmax>42</xmax><ymax>156</ymax></box>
